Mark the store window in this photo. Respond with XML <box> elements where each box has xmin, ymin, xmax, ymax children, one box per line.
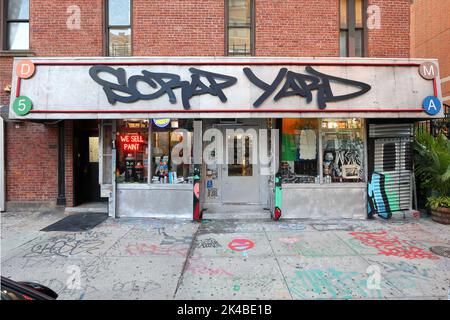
<box><xmin>226</xmin><ymin>0</ymin><xmax>254</xmax><ymax>56</ymax></box>
<box><xmin>116</xmin><ymin>119</ymin><xmax>194</xmax><ymax>184</ymax></box>
<box><xmin>2</xmin><ymin>0</ymin><xmax>29</xmax><ymax>50</ymax></box>
<box><xmin>106</xmin><ymin>0</ymin><xmax>131</xmax><ymax>56</ymax></box>
<box><xmin>151</xmin><ymin>119</ymin><xmax>194</xmax><ymax>184</ymax></box>
<box><xmin>281</xmin><ymin>119</ymin><xmax>319</xmax><ymax>183</ymax></box>
<box><xmin>322</xmin><ymin>118</ymin><xmax>365</xmax><ymax>183</ymax></box>
<box><xmin>340</xmin><ymin>0</ymin><xmax>364</xmax><ymax>57</ymax></box>
<box><xmin>116</xmin><ymin>119</ymin><xmax>149</xmax><ymax>183</ymax></box>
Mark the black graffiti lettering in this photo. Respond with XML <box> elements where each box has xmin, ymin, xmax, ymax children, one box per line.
<box><xmin>89</xmin><ymin>66</ymin><xmax>139</xmax><ymax>104</ymax></box>
<box><xmin>244</xmin><ymin>66</ymin><xmax>371</xmax><ymax>109</ymax></box>
<box><xmin>243</xmin><ymin>67</ymin><xmax>287</xmax><ymax>107</ymax></box>
<box><xmin>90</xmin><ymin>65</ymin><xmax>237</xmax><ymax>110</ymax></box>
<box><xmin>182</xmin><ymin>68</ymin><xmax>237</xmax><ymax>110</ymax></box>
<box><xmin>90</xmin><ymin>65</ymin><xmax>371</xmax><ymax>110</ymax></box>
<box><xmin>128</xmin><ymin>71</ymin><xmax>188</xmax><ymax>104</ymax></box>
<box><xmin>304</xmin><ymin>66</ymin><xmax>372</xmax><ymax>109</ymax></box>
<box><xmin>274</xmin><ymin>71</ymin><xmax>321</xmax><ymax>103</ymax></box>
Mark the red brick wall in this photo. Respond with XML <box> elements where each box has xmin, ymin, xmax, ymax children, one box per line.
<box><xmin>367</xmin><ymin>0</ymin><xmax>410</xmax><ymax>58</ymax></box>
<box><xmin>255</xmin><ymin>0</ymin><xmax>340</xmax><ymax>57</ymax></box>
<box><xmin>5</xmin><ymin>121</ymin><xmax>58</xmax><ymax>203</ymax></box>
<box><xmin>411</xmin><ymin>0</ymin><xmax>450</xmax><ymax>105</ymax></box>
<box><xmin>30</xmin><ymin>0</ymin><xmax>104</xmax><ymax>56</ymax></box>
<box><xmin>132</xmin><ymin>0</ymin><xmax>225</xmax><ymax>56</ymax></box>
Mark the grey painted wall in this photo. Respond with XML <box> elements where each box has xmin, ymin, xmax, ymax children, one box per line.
<box><xmin>116</xmin><ymin>184</ymin><xmax>193</xmax><ymax>218</ymax></box>
<box><xmin>282</xmin><ymin>184</ymin><xmax>366</xmax><ymax>219</ymax></box>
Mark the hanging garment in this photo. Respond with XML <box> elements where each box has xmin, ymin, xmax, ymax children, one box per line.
<box><xmin>299</xmin><ymin>130</ymin><xmax>317</xmax><ymax>160</ymax></box>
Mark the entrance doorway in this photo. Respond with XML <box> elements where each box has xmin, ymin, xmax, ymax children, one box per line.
<box><xmin>202</xmin><ymin>119</ymin><xmax>272</xmax><ymax>217</ymax></box>
<box><xmin>221</xmin><ymin>126</ymin><xmax>260</xmax><ymax>203</ymax></box>
<box><xmin>73</xmin><ymin>120</ymin><xmax>105</xmax><ymax>206</ymax></box>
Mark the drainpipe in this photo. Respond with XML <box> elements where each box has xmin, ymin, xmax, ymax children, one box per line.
<box><xmin>56</xmin><ymin>121</ymin><xmax>66</xmax><ymax>206</ymax></box>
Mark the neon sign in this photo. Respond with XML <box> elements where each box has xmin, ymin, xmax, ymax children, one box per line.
<box><xmin>119</xmin><ymin>133</ymin><xmax>144</xmax><ymax>152</ymax></box>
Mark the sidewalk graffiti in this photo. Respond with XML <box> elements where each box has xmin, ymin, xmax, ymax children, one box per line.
<box><xmin>196</xmin><ymin>238</ymin><xmax>222</xmax><ymax>249</ymax></box>
<box><xmin>160</xmin><ymin>234</ymin><xmax>192</xmax><ymax>246</ymax></box>
<box><xmin>372</xmin><ymin>260</ymin><xmax>433</xmax><ymax>290</ymax></box>
<box><xmin>228</xmin><ymin>239</ymin><xmax>254</xmax><ymax>252</ymax></box>
<box><xmin>231</xmin><ymin>275</ymin><xmax>279</xmax><ymax>295</ymax></box>
<box><xmin>23</xmin><ymin>233</ymin><xmax>105</xmax><ymax>258</ymax></box>
<box><xmin>186</xmin><ymin>261</ymin><xmax>233</xmax><ymax>277</ymax></box>
<box><xmin>280</xmin><ymin>239</ymin><xmax>352</xmax><ymax>257</ymax></box>
<box><xmin>112</xmin><ymin>280</ymin><xmax>162</xmax><ymax>297</ymax></box>
<box><xmin>278</xmin><ymin>237</ymin><xmax>300</xmax><ymax>245</ymax></box>
<box><xmin>348</xmin><ymin>231</ymin><xmax>439</xmax><ymax>260</ymax></box>
<box><xmin>312</xmin><ymin>223</ymin><xmax>354</xmax><ymax>231</ymax></box>
<box><xmin>124</xmin><ymin>243</ymin><xmax>202</xmax><ymax>260</ymax></box>
<box><xmin>125</xmin><ymin>243</ymin><xmax>187</xmax><ymax>257</ymax></box>
<box><xmin>278</xmin><ymin>223</ymin><xmax>307</xmax><ymax>231</ymax></box>
<box><xmin>289</xmin><ymin>268</ymin><xmax>382</xmax><ymax>299</ymax></box>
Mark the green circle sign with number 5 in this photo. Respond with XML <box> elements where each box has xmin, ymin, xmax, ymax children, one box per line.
<box><xmin>13</xmin><ymin>96</ymin><xmax>33</xmax><ymax>116</ymax></box>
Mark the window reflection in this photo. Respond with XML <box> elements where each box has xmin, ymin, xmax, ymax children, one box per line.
<box><xmin>228</xmin><ymin>135</ymin><xmax>253</xmax><ymax>177</ymax></box>
<box><xmin>228</xmin><ymin>28</ymin><xmax>251</xmax><ymax>55</ymax></box>
<box><xmin>109</xmin><ymin>29</ymin><xmax>131</xmax><ymax>56</ymax></box>
<box><xmin>7</xmin><ymin>0</ymin><xmax>29</xmax><ymax>20</ymax></box>
<box><xmin>229</xmin><ymin>0</ymin><xmax>251</xmax><ymax>26</ymax></box>
<box><xmin>108</xmin><ymin>0</ymin><xmax>131</xmax><ymax>26</ymax></box>
<box><xmin>107</xmin><ymin>0</ymin><xmax>132</xmax><ymax>56</ymax></box>
<box><xmin>7</xmin><ymin>23</ymin><xmax>29</xmax><ymax>50</ymax></box>
<box><xmin>322</xmin><ymin>119</ymin><xmax>365</xmax><ymax>183</ymax></box>
<box><xmin>6</xmin><ymin>0</ymin><xmax>29</xmax><ymax>50</ymax></box>
<box><xmin>227</xmin><ymin>0</ymin><xmax>253</xmax><ymax>56</ymax></box>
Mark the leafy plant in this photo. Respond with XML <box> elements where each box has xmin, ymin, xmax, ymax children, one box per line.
<box><xmin>427</xmin><ymin>196</ymin><xmax>450</xmax><ymax>210</ymax></box>
<box><xmin>413</xmin><ymin>132</ymin><xmax>450</xmax><ymax>199</ymax></box>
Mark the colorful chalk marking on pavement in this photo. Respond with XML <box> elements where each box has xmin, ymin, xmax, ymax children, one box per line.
<box><xmin>228</xmin><ymin>239</ymin><xmax>255</xmax><ymax>252</ymax></box>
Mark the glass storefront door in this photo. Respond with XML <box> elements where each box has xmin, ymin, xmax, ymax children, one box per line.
<box><xmin>220</xmin><ymin>125</ymin><xmax>260</xmax><ymax>204</ymax></box>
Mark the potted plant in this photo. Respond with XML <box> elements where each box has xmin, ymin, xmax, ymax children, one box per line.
<box><xmin>414</xmin><ymin>132</ymin><xmax>450</xmax><ymax>224</ymax></box>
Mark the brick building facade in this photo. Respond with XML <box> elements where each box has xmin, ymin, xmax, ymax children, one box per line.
<box><xmin>411</xmin><ymin>0</ymin><xmax>450</xmax><ymax>109</ymax></box>
<box><xmin>0</xmin><ymin>0</ymin><xmax>427</xmax><ymax>213</ymax></box>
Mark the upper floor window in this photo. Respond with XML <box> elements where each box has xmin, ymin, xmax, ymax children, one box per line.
<box><xmin>106</xmin><ymin>0</ymin><xmax>131</xmax><ymax>56</ymax></box>
<box><xmin>340</xmin><ymin>0</ymin><xmax>364</xmax><ymax>57</ymax></box>
<box><xmin>2</xmin><ymin>0</ymin><xmax>29</xmax><ymax>50</ymax></box>
<box><xmin>226</xmin><ymin>0</ymin><xmax>254</xmax><ymax>56</ymax></box>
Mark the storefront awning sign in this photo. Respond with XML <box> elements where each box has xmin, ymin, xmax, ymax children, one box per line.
<box><xmin>8</xmin><ymin>57</ymin><xmax>443</xmax><ymax>119</ymax></box>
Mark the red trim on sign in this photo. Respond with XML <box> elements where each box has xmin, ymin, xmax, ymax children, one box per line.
<box><xmin>28</xmin><ymin>108</ymin><xmax>425</xmax><ymax>114</ymax></box>
<box><xmin>15</xmin><ymin>78</ymin><xmax>21</xmax><ymax>98</ymax></box>
<box><xmin>31</xmin><ymin>61</ymin><xmax>422</xmax><ymax>67</ymax></box>
<box><xmin>433</xmin><ymin>78</ymin><xmax>438</xmax><ymax>97</ymax></box>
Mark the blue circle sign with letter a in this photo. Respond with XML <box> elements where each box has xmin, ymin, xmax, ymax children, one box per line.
<box><xmin>422</xmin><ymin>96</ymin><xmax>441</xmax><ymax>115</ymax></box>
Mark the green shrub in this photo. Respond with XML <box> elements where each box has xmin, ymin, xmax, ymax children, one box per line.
<box><xmin>413</xmin><ymin>132</ymin><xmax>450</xmax><ymax>198</ymax></box>
<box><xmin>427</xmin><ymin>195</ymin><xmax>450</xmax><ymax>210</ymax></box>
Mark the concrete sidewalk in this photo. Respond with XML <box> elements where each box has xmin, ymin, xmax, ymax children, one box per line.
<box><xmin>1</xmin><ymin>210</ymin><xmax>449</xmax><ymax>300</ymax></box>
